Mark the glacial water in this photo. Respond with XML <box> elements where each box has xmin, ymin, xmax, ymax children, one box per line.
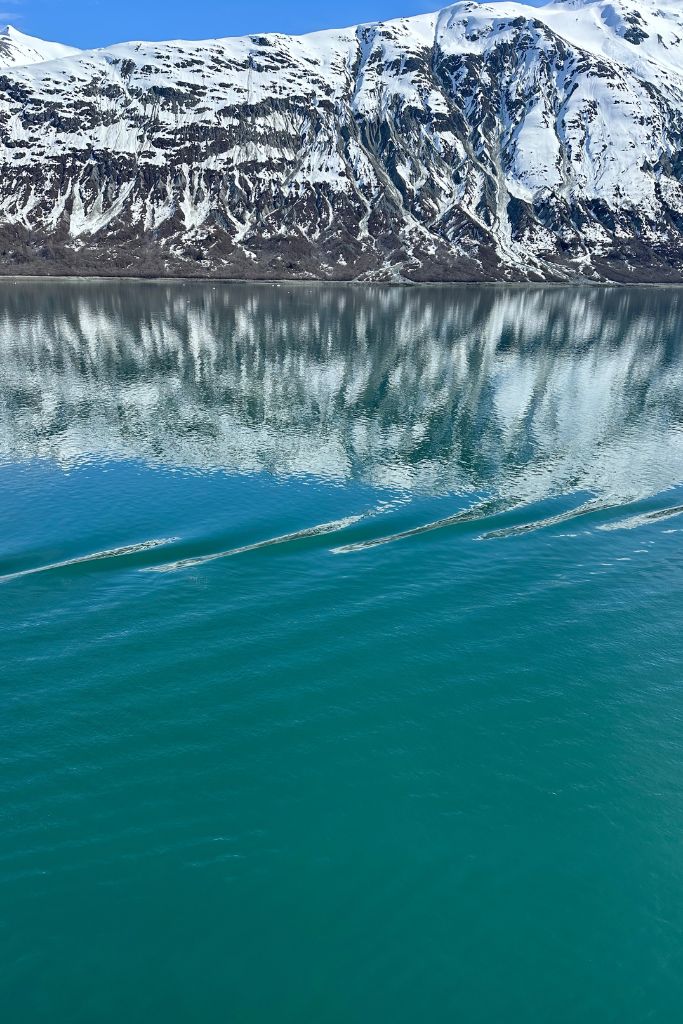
<box><xmin>3</xmin><ymin>280</ymin><xmax>683</xmax><ymax>1022</ymax></box>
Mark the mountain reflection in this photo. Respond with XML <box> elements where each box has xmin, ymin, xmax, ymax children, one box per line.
<box><xmin>1</xmin><ymin>280</ymin><xmax>683</xmax><ymax>504</ymax></box>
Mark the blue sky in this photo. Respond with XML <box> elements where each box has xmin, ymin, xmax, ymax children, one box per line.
<box><xmin>5</xmin><ymin>0</ymin><xmax>545</xmax><ymax>48</ymax></box>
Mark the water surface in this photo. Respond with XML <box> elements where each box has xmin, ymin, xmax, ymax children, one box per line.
<box><xmin>3</xmin><ymin>281</ymin><xmax>683</xmax><ymax>1022</ymax></box>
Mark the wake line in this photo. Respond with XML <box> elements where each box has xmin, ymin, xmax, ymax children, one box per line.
<box><xmin>330</xmin><ymin>498</ymin><xmax>516</xmax><ymax>554</ymax></box>
<box><xmin>478</xmin><ymin>498</ymin><xmax>623</xmax><ymax>540</ymax></box>
<box><xmin>0</xmin><ymin>537</ymin><xmax>178</xmax><ymax>584</ymax></box>
<box><xmin>145</xmin><ymin>515</ymin><xmax>365</xmax><ymax>573</ymax></box>
<box><xmin>598</xmin><ymin>503</ymin><xmax>683</xmax><ymax>532</ymax></box>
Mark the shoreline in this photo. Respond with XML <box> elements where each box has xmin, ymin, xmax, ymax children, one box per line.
<box><xmin>0</xmin><ymin>272</ymin><xmax>682</xmax><ymax>289</ymax></box>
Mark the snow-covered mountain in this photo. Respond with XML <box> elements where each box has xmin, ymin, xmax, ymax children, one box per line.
<box><xmin>0</xmin><ymin>25</ymin><xmax>80</xmax><ymax>68</ymax></box>
<box><xmin>0</xmin><ymin>0</ymin><xmax>682</xmax><ymax>281</ymax></box>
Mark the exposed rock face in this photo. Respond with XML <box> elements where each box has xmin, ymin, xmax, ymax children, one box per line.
<box><xmin>0</xmin><ymin>1</ymin><xmax>682</xmax><ymax>282</ymax></box>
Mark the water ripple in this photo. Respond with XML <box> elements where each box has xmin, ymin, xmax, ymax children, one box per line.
<box><xmin>0</xmin><ymin>537</ymin><xmax>178</xmax><ymax>585</ymax></box>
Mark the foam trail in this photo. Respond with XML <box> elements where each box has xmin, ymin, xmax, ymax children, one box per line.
<box><xmin>146</xmin><ymin>515</ymin><xmax>364</xmax><ymax>573</ymax></box>
<box><xmin>479</xmin><ymin>498</ymin><xmax>625</xmax><ymax>540</ymax></box>
<box><xmin>0</xmin><ymin>537</ymin><xmax>179</xmax><ymax>584</ymax></box>
<box><xmin>598</xmin><ymin>503</ymin><xmax>683</xmax><ymax>532</ymax></box>
<box><xmin>331</xmin><ymin>498</ymin><xmax>515</xmax><ymax>554</ymax></box>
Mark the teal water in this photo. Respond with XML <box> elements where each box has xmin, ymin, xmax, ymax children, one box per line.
<box><xmin>3</xmin><ymin>280</ymin><xmax>683</xmax><ymax>1022</ymax></box>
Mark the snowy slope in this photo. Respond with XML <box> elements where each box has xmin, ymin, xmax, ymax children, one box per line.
<box><xmin>0</xmin><ymin>0</ymin><xmax>681</xmax><ymax>281</ymax></box>
<box><xmin>0</xmin><ymin>25</ymin><xmax>80</xmax><ymax>68</ymax></box>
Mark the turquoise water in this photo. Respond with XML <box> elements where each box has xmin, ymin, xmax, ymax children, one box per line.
<box><xmin>3</xmin><ymin>280</ymin><xmax>683</xmax><ymax>1022</ymax></box>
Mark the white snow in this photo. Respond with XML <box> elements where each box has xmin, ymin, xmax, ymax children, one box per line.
<box><xmin>0</xmin><ymin>25</ymin><xmax>80</xmax><ymax>68</ymax></box>
<box><xmin>0</xmin><ymin>1</ymin><xmax>679</xmax><ymax>274</ymax></box>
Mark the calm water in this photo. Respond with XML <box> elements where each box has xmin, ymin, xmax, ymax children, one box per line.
<box><xmin>3</xmin><ymin>280</ymin><xmax>683</xmax><ymax>1022</ymax></box>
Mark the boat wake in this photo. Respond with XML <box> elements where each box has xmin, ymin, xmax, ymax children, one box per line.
<box><xmin>598</xmin><ymin>503</ymin><xmax>683</xmax><ymax>532</ymax></box>
<box><xmin>145</xmin><ymin>515</ymin><xmax>365</xmax><ymax>573</ymax></box>
<box><xmin>478</xmin><ymin>499</ymin><xmax>624</xmax><ymax>540</ymax></box>
<box><xmin>0</xmin><ymin>537</ymin><xmax>178</xmax><ymax>584</ymax></box>
<box><xmin>331</xmin><ymin>498</ymin><xmax>517</xmax><ymax>554</ymax></box>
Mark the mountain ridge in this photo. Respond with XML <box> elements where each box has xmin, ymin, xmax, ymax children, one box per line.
<box><xmin>0</xmin><ymin>24</ymin><xmax>80</xmax><ymax>68</ymax></box>
<box><xmin>0</xmin><ymin>1</ymin><xmax>682</xmax><ymax>282</ymax></box>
